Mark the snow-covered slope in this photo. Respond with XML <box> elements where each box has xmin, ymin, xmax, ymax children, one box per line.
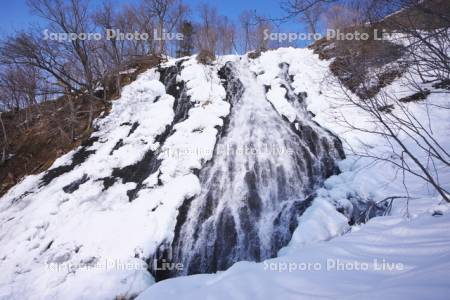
<box><xmin>137</xmin><ymin>48</ymin><xmax>450</xmax><ymax>300</ymax></box>
<box><xmin>0</xmin><ymin>47</ymin><xmax>448</xmax><ymax>300</ymax></box>
<box><xmin>137</xmin><ymin>203</ymin><xmax>450</xmax><ymax>300</ymax></box>
<box><xmin>0</xmin><ymin>58</ymin><xmax>230</xmax><ymax>299</ymax></box>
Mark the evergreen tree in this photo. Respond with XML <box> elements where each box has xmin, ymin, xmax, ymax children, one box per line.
<box><xmin>176</xmin><ymin>21</ymin><xmax>195</xmax><ymax>57</ymax></box>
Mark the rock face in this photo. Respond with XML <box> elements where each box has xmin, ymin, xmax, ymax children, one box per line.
<box><xmin>152</xmin><ymin>60</ymin><xmax>345</xmax><ymax>279</ymax></box>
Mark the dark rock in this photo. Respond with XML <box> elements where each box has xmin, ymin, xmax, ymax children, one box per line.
<box><xmin>40</xmin><ymin>136</ymin><xmax>99</xmax><ymax>187</ymax></box>
<box><xmin>62</xmin><ymin>174</ymin><xmax>89</xmax><ymax>193</ymax></box>
<box><xmin>399</xmin><ymin>90</ymin><xmax>431</xmax><ymax>103</ymax></box>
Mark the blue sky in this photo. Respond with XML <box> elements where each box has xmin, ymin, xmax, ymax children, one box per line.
<box><xmin>0</xmin><ymin>0</ymin><xmax>302</xmax><ymax>36</ymax></box>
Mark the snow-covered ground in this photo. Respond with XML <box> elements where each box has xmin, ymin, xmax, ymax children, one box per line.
<box><xmin>137</xmin><ymin>49</ymin><xmax>450</xmax><ymax>299</ymax></box>
<box><xmin>0</xmin><ymin>58</ymin><xmax>229</xmax><ymax>299</ymax></box>
<box><xmin>0</xmin><ymin>47</ymin><xmax>448</xmax><ymax>300</ymax></box>
<box><xmin>138</xmin><ymin>203</ymin><xmax>450</xmax><ymax>300</ymax></box>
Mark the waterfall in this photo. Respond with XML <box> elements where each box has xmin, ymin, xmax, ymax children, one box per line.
<box><xmin>152</xmin><ymin>60</ymin><xmax>345</xmax><ymax>279</ymax></box>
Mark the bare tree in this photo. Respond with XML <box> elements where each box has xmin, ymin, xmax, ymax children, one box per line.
<box><xmin>308</xmin><ymin>0</ymin><xmax>450</xmax><ymax>208</ymax></box>
<box><xmin>27</xmin><ymin>0</ymin><xmax>97</xmax><ymax>95</ymax></box>
<box><xmin>239</xmin><ymin>11</ymin><xmax>274</xmax><ymax>53</ymax></box>
<box><xmin>380</xmin><ymin>1</ymin><xmax>450</xmax><ymax>83</ymax></box>
<box><xmin>300</xmin><ymin>2</ymin><xmax>324</xmax><ymax>34</ymax></box>
<box><xmin>195</xmin><ymin>4</ymin><xmax>219</xmax><ymax>54</ymax></box>
<box><xmin>240</xmin><ymin>11</ymin><xmax>253</xmax><ymax>53</ymax></box>
<box><xmin>142</xmin><ymin>0</ymin><xmax>187</xmax><ymax>54</ymax></box>
<box><xmin>217</xmin><ymin>16</ymin><xmax>237</xmax><ymax>55</ymax></box>
<box><xmin>254</xmin><ymin>19</ymin><xmax>274</xmax><ymax>51</ymax></box>
<box><xmin>117</xmin><ymin>4</ymin><xmax>153</xmax><ymax>57</ymax></box>
<box><xmin>93</xmin><ymin>1</ymin><xmax>124</xmax><ymax>67</ymax></box>
<box><xmin>325</xmin><ymin>0</ymin><xmax>450</xmax><ymax>203</ymax></box>
<box><xmin>0</xmin><ymin>112</ymin><xmax>7</xmax><ymax>166</ymax></box>
<box><xmin>324</xmin><ymin>3</ymin><xmax>360</xmax><ymax>30</ymax></box>
<box><xmin>0</xmin><ymin>65</ymin><xmax>42</xmax><ymax>123</ymax></box>
<box><xmin>281</xmin><ymin>0</ymin><xmax>337</xmax><ymax>18</ymax></box>
<box><xmin>333</xmin><ymin>79</ymin><xmax>449</xmax><ymax>203</ymax></box>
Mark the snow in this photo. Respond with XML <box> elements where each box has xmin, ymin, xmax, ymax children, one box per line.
<box><xmin>137</xmin><ymin>205</ymin><xmax>450</xmax><ymax>300</ymax></box>
<box><xmin>119</xmin><ymin>68</ymin><xmax>137</xmax><ymax>75</ymax></box>
<box><xmin>0</xmin><ymin>69</ymin><xmax>177</xmax><ymax>299</ymax></box>
<box><xmin>278</xmin><ymin>197</ymin><xmax>350</xmax><ymax>256</ymax></box>
<box><xmin>0</xmin><ymin>59</ymin><xmax>229</xmax><ymax>299</ymax></box>
<box><xmin>158</xmin><ymin>58</ymin><xmax>229</xmax><ymax>183</ymax></box>
<box><xmin>266</xmin><ymin>83</ymin><xmax>297</xmax><ymax>122</ymax></box>
<box><xmin>0</xmin><ymin>46</ymin><xmax>448</xmax><ymax>299</ymax></box>
<box><xmin>136</xmin><ymin>48</ymin><xmax>449</xmax><ymax>299</ymax></box>
<box><xmin>139</xmin><ymin>206</ymin><xmax>450</xmax><ymax>299</ymax></box>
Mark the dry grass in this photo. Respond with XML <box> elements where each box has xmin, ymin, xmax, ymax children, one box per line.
<box><xmin>196</xmin><ymin>49</ymin><xmax>216</xmax><ymax>65</ymax></box>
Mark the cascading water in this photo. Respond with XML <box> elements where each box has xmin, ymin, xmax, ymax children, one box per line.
<box><xmin>153</xmin><ymin>60</ymin><xmax>345</xmax><ymax>278</ymax></box>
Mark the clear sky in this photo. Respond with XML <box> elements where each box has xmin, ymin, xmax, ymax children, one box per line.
<box><xmin>0</xmin><ymin>0</ymin><xmax>302</xmax><ymax>37</ymax></box>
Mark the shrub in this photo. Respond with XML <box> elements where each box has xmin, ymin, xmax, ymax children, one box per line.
<box><xmin>196</xmin><ymin>49</ymin><xmax>216</xmax><ymax>65</ymax></box>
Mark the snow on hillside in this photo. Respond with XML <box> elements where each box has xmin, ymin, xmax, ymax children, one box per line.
<box><xmin>137</xmin><ymin>48</ymin><xmax>450</xmax><ymax>299</ymax></box>
<box><xmin>0</xmin><ymin>57</ymin><xmax>229</xmax><ymax>299</ymax></box>
<box><xmin>137</xmin><ymin>204</ymin><xmax>450</xmax><ymax>300</ymax></box>
<box><xmin>0</xmin><ymin>47</ymin><xmax>448</xmax><ymax>300</ymax></box>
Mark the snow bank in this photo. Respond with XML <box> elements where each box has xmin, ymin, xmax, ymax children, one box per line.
<box><xmin>137</xmin><ymin>204</ymin><xmax>450</xmax><ymax>300</ymax></box>
<box><xmin>158</xmin><ymin>58</ymin><xmax>229</xmax><ymax>183</ymax></box>
<box><xmin>137</xmin><ymin>47</ymin><xmax>449</xmax><ymax>299</ymax></box>
<box><xmin>0</xmin><ymin>46</ymin><xmax>448</xmax><ymax>300</ymax></box>
<box><xmin>0</xmin><ymin>58</ymin><xmax>230</xmax><ymax>299</ymax></box>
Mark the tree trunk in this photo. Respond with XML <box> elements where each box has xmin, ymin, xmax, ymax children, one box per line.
<box><xmin>0</xmin><ymin>113</ymin><xmax>8</xmax><ymax>166</ymax></box>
